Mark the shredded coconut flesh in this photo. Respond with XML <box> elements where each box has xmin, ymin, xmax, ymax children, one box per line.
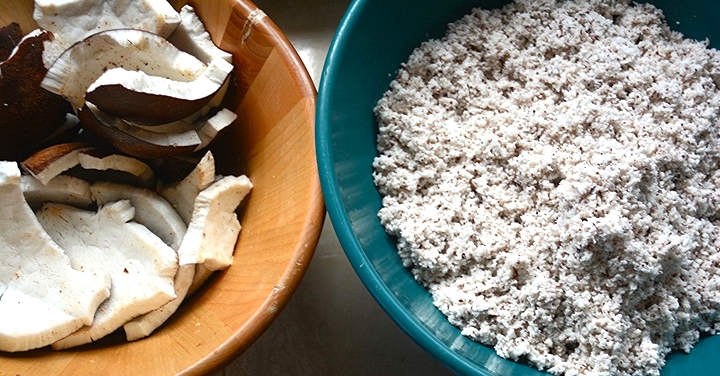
<box><xmin>372</xmin><ymin>1</ymin><xmax>720</xmax><ymax>375</ymax></box>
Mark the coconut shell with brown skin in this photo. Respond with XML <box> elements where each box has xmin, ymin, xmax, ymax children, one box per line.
<box><xmin>0</xmin><ymin>22</ymin><xmax>22</xmax><ymax>61</ymax></box>
<box><xmin>0</xmin><ymin>29</ymin><xmax>73</xmax><ymax>161</ymax></box>
<box><xmin>76</xmin><ymin>104</ymin><xmax>199</xmax><ymax>159</ymax></box>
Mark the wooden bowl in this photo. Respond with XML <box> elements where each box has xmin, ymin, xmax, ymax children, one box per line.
<box><xmin>0</xmin><ymin>0</ymin><xmax>324</xmax><ymax>374</ymax></box>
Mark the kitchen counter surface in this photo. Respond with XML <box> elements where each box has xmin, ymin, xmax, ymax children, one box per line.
<box><xmin>218</xmin><ymin>0</ymin><xmax>455</xmax><ymax>375</ymax></box>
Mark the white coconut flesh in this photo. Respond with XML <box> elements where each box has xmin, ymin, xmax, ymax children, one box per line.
<box><xmin>123</xmin><ymin>263</ymin><xmax>195</xmax><ymax>341</ymax></box>
<box><xmin>159</xmin><ymin>151</ymin><xmax>217</xmax><ymax>225</ymax></box>
<box><xmin>0</xmin><ymin>161</ymin><xmax>111</xmax><ymax>352</ymax></box>
<box><xmin>169</xmin><ymin>5</ymin><xmax>233</xmax><ymax>64</ymax></box>
<box><xmin>34</xmin><ymin>0</ymin><xmax>181</xmax><ymax>68</ymax></box>
<box><xmin>37</xmin><ymin>200</ymin><xmax>178</xmax><ymax>349</ymax></box>
<box><xmin>177</xmin><ymin>175</ymin><xmax>253</xmax><ymax>270</ymax></box>
<box><xmin>20</xmin><ymin>174</ymin><xmax>93</xmax><ymax>211</ymax></box>
<box><xmin>90</xmin><ymin>181</ymin><xmax>187</xmax><ymax>251</ymax></box>
<box><xmin>41</xmin><ymin>28</ymin><xmax>206</xmax><ymax>110</ymax></box>
<box><xmin>88</xmin><ymin>181</ymin><xmax>193</xmax><ymax>342</ymax></box>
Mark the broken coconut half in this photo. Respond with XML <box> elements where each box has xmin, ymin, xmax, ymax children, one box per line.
<box><xmin>0</xmin><ymin>161</ymin><xmax>110</xmax><ymax>352</ymax></box>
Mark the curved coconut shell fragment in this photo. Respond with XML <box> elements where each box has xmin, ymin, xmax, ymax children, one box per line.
<box><xmin>41</xmin><ymin>28</ymin><xmax>206</xmax><ymax>111</ymax></box>
<box><xmin>20</xmin><ymin>142</ymin><xmax>93</xmax><ymax>185</ymax></box>
<box><xmin>0</xmin><ymin>29</ymin><xmax>73</xmax><ymax>161</ymax></box>
<box><xmin>77</xmin><ymin>104</ymin><xmax>200</xmax><ymax>159</ymax></box>
<box><xmin>78</xmin><ymin>103</ymin><xmax>236</xmax><ymax>159</ymax></box>
<box><xmin>85</xmin><ymin>57</ymin><xmax>233</xmax><ymax>125</ymax></box>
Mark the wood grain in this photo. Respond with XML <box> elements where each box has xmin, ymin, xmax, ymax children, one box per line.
<box><xmin>0</xmin><ymin>0</ymin><xmax>324</xmax><ymax>374</ymax></box>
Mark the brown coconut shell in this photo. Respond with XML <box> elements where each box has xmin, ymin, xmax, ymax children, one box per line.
<box><xmin>0</xmin><ymin>29</ymin><xmax>73</xmax><ymax>161</ymax></box>
<box><xmin>77</xmin><ymin>104</ymin><xmax>199</xmax><ymax>159</ymax></box>
<box><xmin>0</xmin><ymin>22</ymin><xmax>22</xmax><ymax>61</ymax></box>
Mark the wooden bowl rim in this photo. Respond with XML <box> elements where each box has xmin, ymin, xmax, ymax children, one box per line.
<box><xmin>182</xmin><ymin>0</ymin><xmax>324</xmax><ymax>373</ymax></box>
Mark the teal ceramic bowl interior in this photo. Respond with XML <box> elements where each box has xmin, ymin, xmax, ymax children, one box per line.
<box><xmin>316</xmin><ymin>0</ymin><xmax>720</xmax><ymax>374</ymax></box>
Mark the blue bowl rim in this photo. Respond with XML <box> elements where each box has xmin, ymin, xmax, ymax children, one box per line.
<box><xmin>315</xmin><ymin>0</ymin><xmax>491</xmax><ymax>374</ymax></box>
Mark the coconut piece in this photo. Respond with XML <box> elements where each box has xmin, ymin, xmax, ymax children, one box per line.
<box><xmin>85</xmin><ymin>57</ymin><xmax>233</xmax><ymax>125</ymax></box>
<box><xmin>77</xmin><ymin>148</ymin><xmax>156</xmax><ymax>188</ymax></box>
<box><xmin>158</xmin><ymin>151</ymin><xmax>216</xmax><ymax>224</ymax></box>
<box><xmin>36</xmin><ymin>200</ymin><xmax>178</xmax><ymax>350</ymax></box>
<box><xmin>158</xmin><ymin>152</ymin><xmax>248</xmax><ymax>291</ymax></box>
<box><xmin>0</xmin><ymin>161</ymin><xmax>110</xmax><ymax>352</ymax></box>
<box><xmin>90</xmin><ymin>181</ymin><xmax>195</xmax><ymax>341</ymax></box>
<box><xmin>20</xmin><ymin>174</ymin><xmax>93</xmax><ymax>211</ymax></box>
<box><xmin>124</xmin><ymin>108</ymin><xmax>236</xmax><ymax>152</ymax></box>
<box><xmin>196</xmin><ymin>108</ymin><xmax>237</xmax><ymax>149</ymax></box>
<box><xmin>130</xmin><ymin>103</ymin><xmax>235</xmax><ymax>139</ymax></box>
<box><xmin>177</xmin><ymin>175</ymin><xmax>253</xmax><ymax>270</ymax></box>
<box><xmin>21</xmin><ymin>142</ymin><xmax>92</xmax><ymax>185</ymax></box>
<box><xmin>187</xmin><ymin>264</ymin><xmax>215</xmax><ymax>297</ymax></box>
<box><xmin>90</xmin><ymin>182</ymin><xmax>186</xmax><ymax>250</ymax></box>
<box><xmin>77</xmin><ymin>103</ymin><xmax>201</xmax><ymax>159</ymax></box>
<box><xmin>78</xmin><ymin>102</ymin><xmax>235</xmax><ymax>159</ymax></box>
<box><xmin>169</xmin><ymin>5</ymin><xmax>233</xmax><ymax>64</ymax></box>
<box><xmin>139</xmin><ymin>77</ymin><xmax>232</xmax><ymax>131</ymax></box>
<box><xmin>131</xmin><ymin>116</ymin><xmax>204</xmax><ymax>135</ymax></box>
<box><xmin>33</xmin><ymin>0</ymin><xmax>181</xmax><ymax>67</ymax></box>
<box><xmin>0</xmin><ymin>22</ymin><xmax>22</xmax><ymax>62</ymax></box>
<box><xmin>123</xmin><ymin>263</ymin><xmax>195</xmax><ymax>341</ymax></box>
<box><xmin>131</xmin><ymin>71</ymin><xmax>232</xmax><ymax>135</ymax></box>
<box><xmin>41</xmin><ymin>28</ymin><xmax>206</xmax><ymax>110</ymax></box>
<box><xmin>0</xmin><ymin>29</ymin><xmax>73</xmax><ymax>161</ymax></box>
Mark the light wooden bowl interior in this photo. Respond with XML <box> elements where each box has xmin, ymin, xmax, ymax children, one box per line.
<box><xmin>0</xmin><ymin>0</ymin><xmax>324</xmax><ymax>374</ymax></box>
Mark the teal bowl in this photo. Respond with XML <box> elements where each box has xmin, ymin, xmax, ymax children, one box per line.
<box><xmin>316</xmin><ymin>0</ymin><xmax>720</xmax><ymax>374</ymax></box>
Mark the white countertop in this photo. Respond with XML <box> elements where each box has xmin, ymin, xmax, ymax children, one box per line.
<box><xmin>219</xmin><ymin>1</ymin><xmax>456</xmax><ymax>375</ymax></box>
